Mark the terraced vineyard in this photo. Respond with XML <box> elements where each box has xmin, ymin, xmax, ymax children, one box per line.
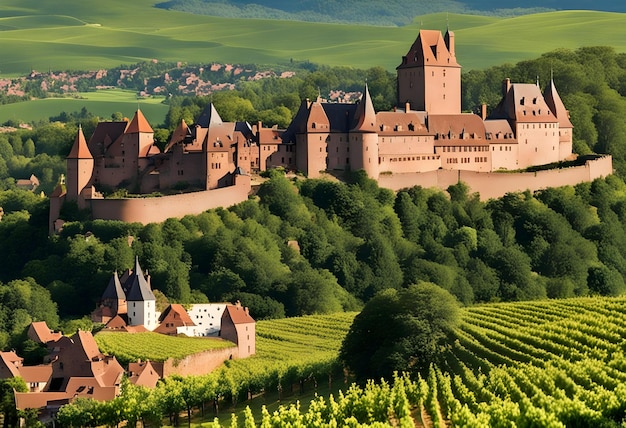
<box><xmin>233</xmin><ymin>297</ymin><xmax>626</xmax><ymax>426</ymax></box>
<box><xmin>437</xmin><ymin>296</ymin><xmax>626</xmax><ymax>426</ymax></box>
<box><xmin>94</xmin><ymin>331</ymin><xmax>235</xmax><ymax>365</ymax></box>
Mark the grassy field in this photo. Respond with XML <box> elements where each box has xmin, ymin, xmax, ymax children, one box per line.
<box><xmin>0</xmin><ymin>89</ymin><xmax>168</xmax><ymax>125</ymax></box>
<box><xmin>0</xmin><ymin>0</ymin><xmax>625</xmax><ymax>76</ymax></box>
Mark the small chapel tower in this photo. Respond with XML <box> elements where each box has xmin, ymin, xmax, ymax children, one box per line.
<box><xmin>126</xmin><ymin>258</ymin><xmax>157</xmax><ymax>330</ymax></box>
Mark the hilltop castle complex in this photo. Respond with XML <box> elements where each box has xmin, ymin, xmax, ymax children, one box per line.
<box><xmin>50</xmin><ymin>29</ymin><xmax>611</xmax><ymax>231</ymax></box>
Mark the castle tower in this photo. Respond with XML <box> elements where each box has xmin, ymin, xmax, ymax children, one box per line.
<box><xmin>65</xmin><ymin>125</ymin><xmax>93</xmax><ymax>204</ymax></box>
<box><xmin>126</xmin><ymin>258</ymin><xmax>157</xmax><ymax>330</ymax></box>
<box><xmin>297</xmin><ymin>100</ymin><xmax>330</xmax><ymax>178</ymax></box>
<box><xmin>349</xmin><ymin>84</ymin><xmax>380</xmax><ymax>178</ymax></box>
<box><xmin>396</xmin><ymin>29</ymin><xmax>461</xmax><ymax>114</ymax></box>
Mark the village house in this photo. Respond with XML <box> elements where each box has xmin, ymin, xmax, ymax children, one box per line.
<box><xmin>6</xmin><ymin>263</ymin><xmax>256</xmax><ymax>423</ymax></box>
<box><xmin>3</xmin><ymin>328</ymin><xmax>125</xmax><ymax>424</ymax></box>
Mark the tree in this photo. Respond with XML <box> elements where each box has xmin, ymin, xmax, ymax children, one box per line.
<box><xmin>340</xmin><ymin>283</ymin><xmax>460</xmax><ymax>381</ymax></box>
<box><xmin>0</xmin><ymin>378</ymin><xmax>27</xmax><ymax>427</ymax></box>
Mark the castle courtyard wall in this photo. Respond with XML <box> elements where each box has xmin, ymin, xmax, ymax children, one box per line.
<box><xmin>378</xmin><ymin>155</ymin><xmax>613</xmax><ymax>200</ymax></box>
<box><xmin>88</xmin><ymin>177</ymin><xmax>250</xmax><ymax>224</ymax></box>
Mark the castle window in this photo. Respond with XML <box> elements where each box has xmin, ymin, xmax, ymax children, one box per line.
<box><xmin>346</xmin><ymin>158</ymin><xmax>350</xmax><ymax>164</ymax></box>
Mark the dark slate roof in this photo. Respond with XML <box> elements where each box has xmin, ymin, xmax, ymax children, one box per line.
<box><xmin>197</xmin><ymin>103</ymin><xmax>223</xmax><ymax>128</ymax></box>
<box><xmin>87</xmin><ymin>122</ymin><xmax>127</xmax><ymax>156</ymax></box>
<box><xmin>125</xmin><ymin>258</ymin><xmax>155</xmax><ymax>301</ymax></box>
<box><xmin>321</xmin><ymin>103</ymin><xmax>357</xmax><ymax>133</ymax></box>
<box><xmin>101</xmin><ymin>272</ymin><xmax>125</xmax><ymax>301</ymax></box>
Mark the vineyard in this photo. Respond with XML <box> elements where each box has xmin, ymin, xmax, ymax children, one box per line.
<box><xmin>225</xmin><ymin>296</ymin><xmax>626</xmax><ymax>427</ymax></box>
<box><xmin>436</xmin><ymin>296</ymin><xmax>626</xmax><ymax>427</ymax></box>
<box><xmin>94</xmin><ymin>331</ymin><xmax>235</xmax><ymax>365</ymax></box>
<box><xmin>66</xmin><ymin>298</ymin><xmax>626</xmax><ymax>426</ymax></box>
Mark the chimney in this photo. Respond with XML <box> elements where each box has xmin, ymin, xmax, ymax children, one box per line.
<box><xmin>502</xmin><ymin>78</ymin><xmax>511</xmax><ymax>96</ymax></box>
<box><xmin>481</xmin><ymin>104</ymin><xmax>487</xmax><ymax>120</ymax></box>
<box><xmin>405</xmin><ymin>102</ymin><xmax>411</xmax><ymax>112</ymax></box>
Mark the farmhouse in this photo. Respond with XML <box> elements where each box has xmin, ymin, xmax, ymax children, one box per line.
<box><xmin>90</xmin><ymin>259</ymin><xmax>256</xmax><ymax>357</ymax></box>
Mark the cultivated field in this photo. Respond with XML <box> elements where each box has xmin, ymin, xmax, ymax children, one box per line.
<box><xmin>0</xmin><ymin>0</ymin><xmax>625</xmax><ymax>74</ymax></box>
<box><xmin>0</xmin><ymin>89</ymin><xmax>168</xmax><ymax>125</ymax></box>
<box><xmin>94</xmin><ymin>331</ymin><xmax>235</xmax><ymax>365</ymax></box>
<box><xmin>223</xmin><ymin>296</ymin><xmax>626</xmax><ymax>425</ymax></box>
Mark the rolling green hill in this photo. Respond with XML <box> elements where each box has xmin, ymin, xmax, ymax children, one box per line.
<box><xmin>0</xmin><ymin>90</ymin><xmax>168</xmax><ymax>125</ymax></box>
<box><xmin>0</xmin><ymin>0</ymin><xmax>625</xmax><ymax>76</ymax></box>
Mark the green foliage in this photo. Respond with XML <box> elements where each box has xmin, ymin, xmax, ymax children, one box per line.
<box><xmin>94</xmin><ymin>332</ymin><xmax>236</xmax><ymax>366</ymax></box>
<box><xmin>340</xmin><ymin>283</ymin><xmax>460</xmax><ymax>381</ymax></box>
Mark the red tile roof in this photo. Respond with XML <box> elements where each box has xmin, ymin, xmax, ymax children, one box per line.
<box><xmin>224</xmin><ymin>304</ymin><xmax>255</xmax><ymax>325</ymax></box>
<box><xmin>18</xmin><ymin>365</ymin><xmax>52</xmax><ymax>383</ymax></box>
<box><xmin>28</xmin><ymin>321</ymin><xmax>63</xmax><ymax>344</ymax></box>
<box><xmin>67</xmin><ymin>125</ymin><xmax>92</xmax><ymax>159</ymax></box>
<box><xmin>125</xmin><ymin>109</ymin><xmax>154</xmax><ymax>134</ymax></box>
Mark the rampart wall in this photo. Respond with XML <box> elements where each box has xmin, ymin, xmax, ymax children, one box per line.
<box><xmin>378</xmin><ymin>156</ymin><xmax>613</xmax><ymax>200</ymax></box>
<box><xmin>162</xmin><ymin>345</ymin><xmax>238</xmax><ymax>378</ymax></box>
<box><xmin>88</xmin><ymin>176</ymin><xmax>251</xmax><ymax>224</ymax></box>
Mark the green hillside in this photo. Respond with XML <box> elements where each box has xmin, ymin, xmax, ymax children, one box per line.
<box><xmin>0</xmin><ymin>0</ymin><xmax>625</xmax><ymax>75</ymax></box>
<box><xmin>239</xmin><ymin>296</ymin><xmax>626</xmax><ymax>426</ymax></box>
<box><xmin>0</xmin><ymin>90</ymin><xmax>168</xmax><ymax>125</ymax></box>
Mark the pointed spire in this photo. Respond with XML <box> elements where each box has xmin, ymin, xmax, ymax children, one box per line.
<box><xmin>352</xmin><ymin>83</ymin><xmax>377</xmax><ymax>133</ymax></box>
<box><xmin>102</xmin><ymin>271</ymin><xmax>125</xmax><ymax>301</ymax></box>
<box><xmin>543</xmin><ymin>77</ymin><xmax>573</xmax><ymax>128</ymax></box>
<box><xmin>125</xmin><ymin>109</ymin><xmax>153</xmax><ymax>134</ymax></box>
<box><xmin>126</xmin><ymin>257</ymin><xmax>156</xmax><ymax>301</ymax></box>
<box><xmin>197</xmin><ymin>103</ymin><xmax>223</xmax><ymax>128</ymax></box>
<box><xmin>67</xmin><ymin>124</ymin><xmax>92</xmax><ymax>159</ymax></box>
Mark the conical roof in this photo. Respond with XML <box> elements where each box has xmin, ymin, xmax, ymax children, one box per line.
<box><xmin>102</xmin><ymin>271</ymin><xmax>125</xmax><ymax>301</ymax></box>
<box><xmin>351</xmin><ymin>84</ymin><xmax>377</xmax><ymax>132</ymax></box>
<box><xmin>125</xmin><ymin>258</ymin><xmax>155</xmax><ymax>301</ymax></box>
<box><xmin>197</xmin><ymin>103</ymin><xmax>223</xmax><ymax>128</ymax></box>
<box><xmin>125</xmin><ymin>109</ymin><xmax>154</xmax><ymax>134</ymax></box>
<box><xmin>67</xmin><ymin>125</ymin><xmax>92</xmax><ymax>159</ymax></box>
<box><xmin>543</xmin><ymin>78</ymin><xmax>573</xmax><ymax>128</ymax></box>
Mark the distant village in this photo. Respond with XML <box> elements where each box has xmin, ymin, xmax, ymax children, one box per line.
<box><xmin>0</xmin><ymin>61</ymin><xmax>361</xmax><ymax>102</ymax></box>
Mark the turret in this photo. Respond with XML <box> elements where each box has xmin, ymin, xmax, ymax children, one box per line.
<box><xmin>65</xmin><ymin>125</ymin><xmax>93</xmax><ymax>204</ymax></box>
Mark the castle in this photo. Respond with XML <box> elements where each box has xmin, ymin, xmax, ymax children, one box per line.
<box><xmin>275</xmin><ymin>29</ymin><xmax>574</xmax><ymax>178</ymax></box>
<box><xmin>50</xmin><ymin>29</ymin><xmax>611</xmax><ymax>231</ymax></box>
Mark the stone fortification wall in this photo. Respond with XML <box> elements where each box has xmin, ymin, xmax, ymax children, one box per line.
<box><xmin>378</xmin><ymin>156</ymin><xmax>613</xmax><ymax>200</ymax></box>
<box><xmin>88</xmin><ymin>176</ymin><xmax>251</xmax><ymax>224</ymax></box>
<box><xmin>162</xmin><ymin>346</ymin><xmax>238</xmax><ymax>378</ymax></box>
